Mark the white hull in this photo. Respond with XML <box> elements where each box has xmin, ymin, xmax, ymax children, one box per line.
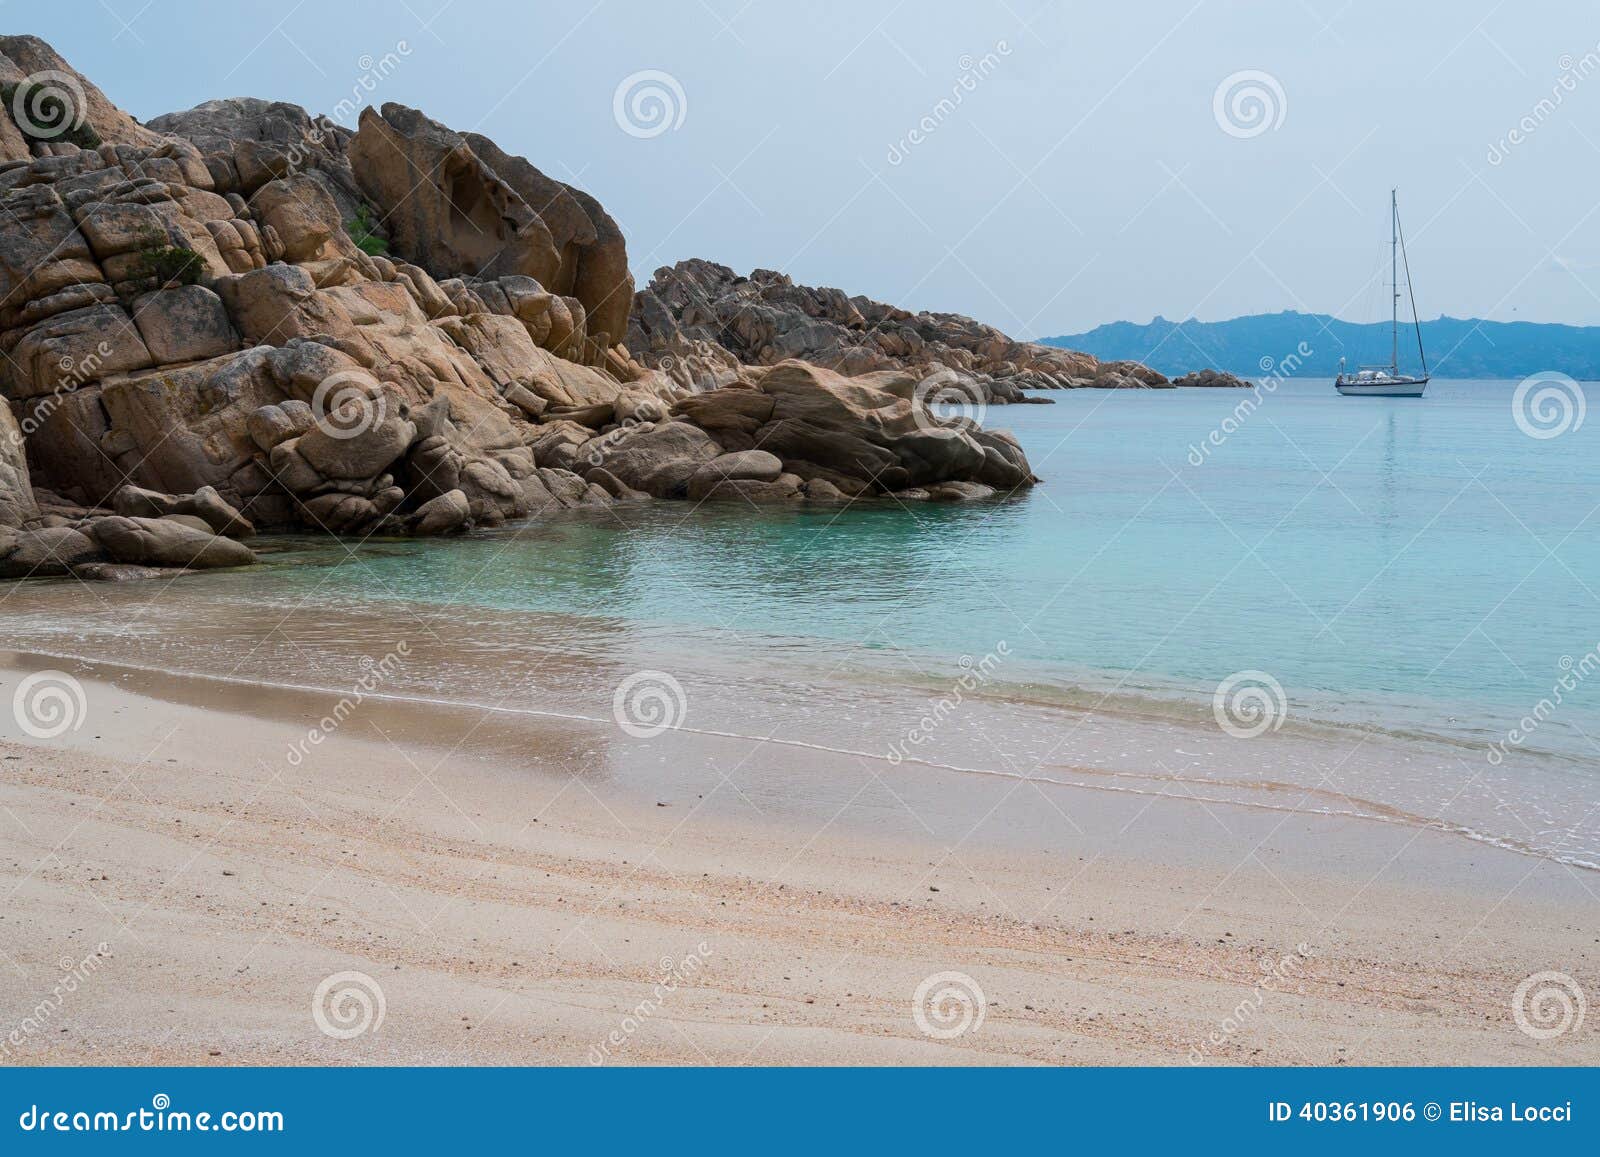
<box><xmin>1334</xmin><ymin>378</ymin><xmax>1428</xmax><ymax>397</ymax></box>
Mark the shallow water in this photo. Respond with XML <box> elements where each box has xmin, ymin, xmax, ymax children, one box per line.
<box><xmin>3</xmin><ymin>377</ymin><xmax>1598</xmax><ymax>866</ymax></box>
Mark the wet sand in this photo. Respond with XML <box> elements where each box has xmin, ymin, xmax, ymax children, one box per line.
<box><xmin>0</xmin><ymin>651</ymin><xmax>1595</xmax><ymax>1065</ymax></box>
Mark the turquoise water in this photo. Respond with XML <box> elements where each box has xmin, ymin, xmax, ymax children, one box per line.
<box><xmin>5</xmin><ymin>377</ymin><xmax>1598</xmax><ymax>864</ymax></box>
<box><xmin>242</xmin><ymin>377</ymin><xmax>1599</xmax><ymax>762</ymax></box>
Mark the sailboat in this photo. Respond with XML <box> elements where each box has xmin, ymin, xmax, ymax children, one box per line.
<box><xmin>1335</xmin><ymin>190</ymin><xmax>1429</xmax><ymax>397</ymax></box>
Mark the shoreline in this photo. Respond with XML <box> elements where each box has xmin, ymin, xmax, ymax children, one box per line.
<box><xmin>1</xmin><ymin>652</ymin><xmax>1595</xmax><ymax>1065</ymax></box>
<box><xmin>1</xmin><ymin>613</ymin><xmax>1595</xmax><ymax>873</ymax></box>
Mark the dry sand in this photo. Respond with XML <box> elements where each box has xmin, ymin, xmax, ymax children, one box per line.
<box><xmin>0</xmin><ymin>652</ymin><xmax>1595</xmax><ymax>1066</ymax></box>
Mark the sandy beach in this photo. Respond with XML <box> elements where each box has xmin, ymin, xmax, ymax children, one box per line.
<box><xmin>1</xmin><ymin>650</ymin><xmax>1594</xmax><ymax>1066</ymax></box>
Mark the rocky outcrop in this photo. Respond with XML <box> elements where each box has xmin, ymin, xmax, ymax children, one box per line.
<box><xmin>0</xmin><ymin>38</ymin><xmax>1037</xmax><ymax>581</ymax></box>
<box><xmin>627</xmin><ymin>259</ymin><xmax>1169</xmax><ymax>403</ymax></box>
<box><xmin>583</xmin><ymin>359</ymin><xmax>1035</xmax><ymax>502</ymax></box>
<box><xmin>1170</xmin><ymin>369</ymin><xmax>1254</xmax><ymax>389</ymax></box>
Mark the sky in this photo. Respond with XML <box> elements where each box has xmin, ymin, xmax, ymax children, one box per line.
<box><xmin>18</xmin><ymin>0</ymin><xmax>1600</xmax><ymax>337</ymax></box>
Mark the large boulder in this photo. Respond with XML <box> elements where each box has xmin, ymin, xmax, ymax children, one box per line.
<box><xmin>86</xmin><ymin>516</ymin><xmax>255</xmax><ymax>569</ymax></box>
<box><xmin>0</xmin><ymin>526</ymin><xmax>99</xmax><ymax>578</ymax></box>
<box><xmin>463</xmin><ymin>131</ymin><xmax>635</xmax><ymax>349</ymax></box>
<box><xmin>673</xmin><ymin>360</ymin><xmax>1035</xmax><ymax>493</ymax></box>
<box><xmin>590</xmin><ymin>421</ymin><xmax>723</xmax><ymax>498</ymax></box>
<box><xmin>348</xmin><ymin>103</ymin><xmax>560</xmax><ymax>287</ymax></box>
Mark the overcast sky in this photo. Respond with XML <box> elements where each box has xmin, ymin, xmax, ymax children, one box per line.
<box><xmin>22</xmin><ymin>1</ymin><xmax>1600</xmax><ymax>336</ymax></box>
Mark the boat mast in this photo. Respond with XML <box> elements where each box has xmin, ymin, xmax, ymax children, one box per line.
<box><xmin>1390</xmin><ymin>188</ymin><xmax>1398</xmax><ymax>373</ymax></box>
<box><xmin>1396</xmin><ymin>198</ymin><xmax>1428</xmax><ymax>379</ymax></box>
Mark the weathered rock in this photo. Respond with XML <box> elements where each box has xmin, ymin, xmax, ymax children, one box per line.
<box><xmin>584</xmin><ymin>466</ymin><xmax>650</xmax><ymax>501</ymax></box>
<box><xmin>0</xmin><ymin>35</ymin><xmax>1046</xmax><ymax>586</ymax></box>
<box><xmin>86</xmin><ymin>515</ymin><xmax>255</xmax><ymax>569</ymax></box>
<box><xmin>129</xmin><ymin>285</ymin><xmax>239</xmax><ymax>364</ymax></box>
<box><xmin>1171</xmin><ymin>369</ymin><xmax>1253</xmax><ymax>388</ymax></box>
<box><xmin>411</xmin><ymin>488</ymin><xmax>471</xmax><ymax>536</ymax></box>
<box><xmin>185</xmin><ymin>486</ymin><xmax>254</xmax><ymax>538</ymax></box>
<box><xmin>686</xmin><ymin>450</ymin><xmax>783</xmax><ymax>499</ymax></box>
<box><xmin>294</xmin><ymin>408</ymin><xmax>417</xmax><ymax>481</ymax></box>
<box><xmin>591</xmin><ymin>421</ymin><xmax>723</xmax><ymax>498</ymax></box>
<box><xmin>629</xmin><ymin>259</ymin><xmax>1160</xmax><ymax>404</ymax></box>
<box><xmin>0</xmin><ymin>525</ymin><xmax>100</xmax><ymax>577</ymax></box>
<box><xmin>72</xmin><ymin>561</ymin><xmax>169</xmax><ymax>582</ymax></box>
<box><xmin>349</xmin><ymin>104</ymin><xmax>561</xmax><ymax>288</ymax></box>
<box><xmin>112</xmin><ymin>484</ymin><xmax>180</xmax><ymax>519</ymax></box>
<box><xmin>801</xmin><ymin>478</ymin><xmax>849</xmax><ymax>502</ymax></box>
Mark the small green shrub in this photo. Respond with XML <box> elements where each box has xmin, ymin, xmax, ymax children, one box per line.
<box><xmin>138</xmin><ymin>246</ymin><xmax>205</xmax><ymax>287</ymax></box>
<box><xmin>345</xmin><ymin>204</ymin><xmax>389</xmax><ymax>256</ymax></box>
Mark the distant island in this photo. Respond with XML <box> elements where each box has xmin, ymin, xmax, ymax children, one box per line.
<box><xmin>1042</xmin><ymin>311</ymin><xmax>1600</xmax><ymax>380</ymax></box>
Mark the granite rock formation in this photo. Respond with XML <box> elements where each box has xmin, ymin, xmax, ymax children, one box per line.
<box><xmin>0</xmin><ymin>38</ymin><xmax>1041</xmax><ymax>581</ymax></box>
<box><xmin>628</xmin><ymin>259</ymin><xmax>1172</xmax><ymax>402</ymax></box>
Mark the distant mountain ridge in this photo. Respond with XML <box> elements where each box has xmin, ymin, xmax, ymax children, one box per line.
<box><xmin>1041</xmin><ymin>312</ymin><xmax>1600</xmax><ymax>380</ymax></box>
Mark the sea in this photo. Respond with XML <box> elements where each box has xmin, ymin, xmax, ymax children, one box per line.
<box><xmin>4</xmin><ymin>377</ymin><xmax>1598</xmax><ymax>868</ymax></box>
